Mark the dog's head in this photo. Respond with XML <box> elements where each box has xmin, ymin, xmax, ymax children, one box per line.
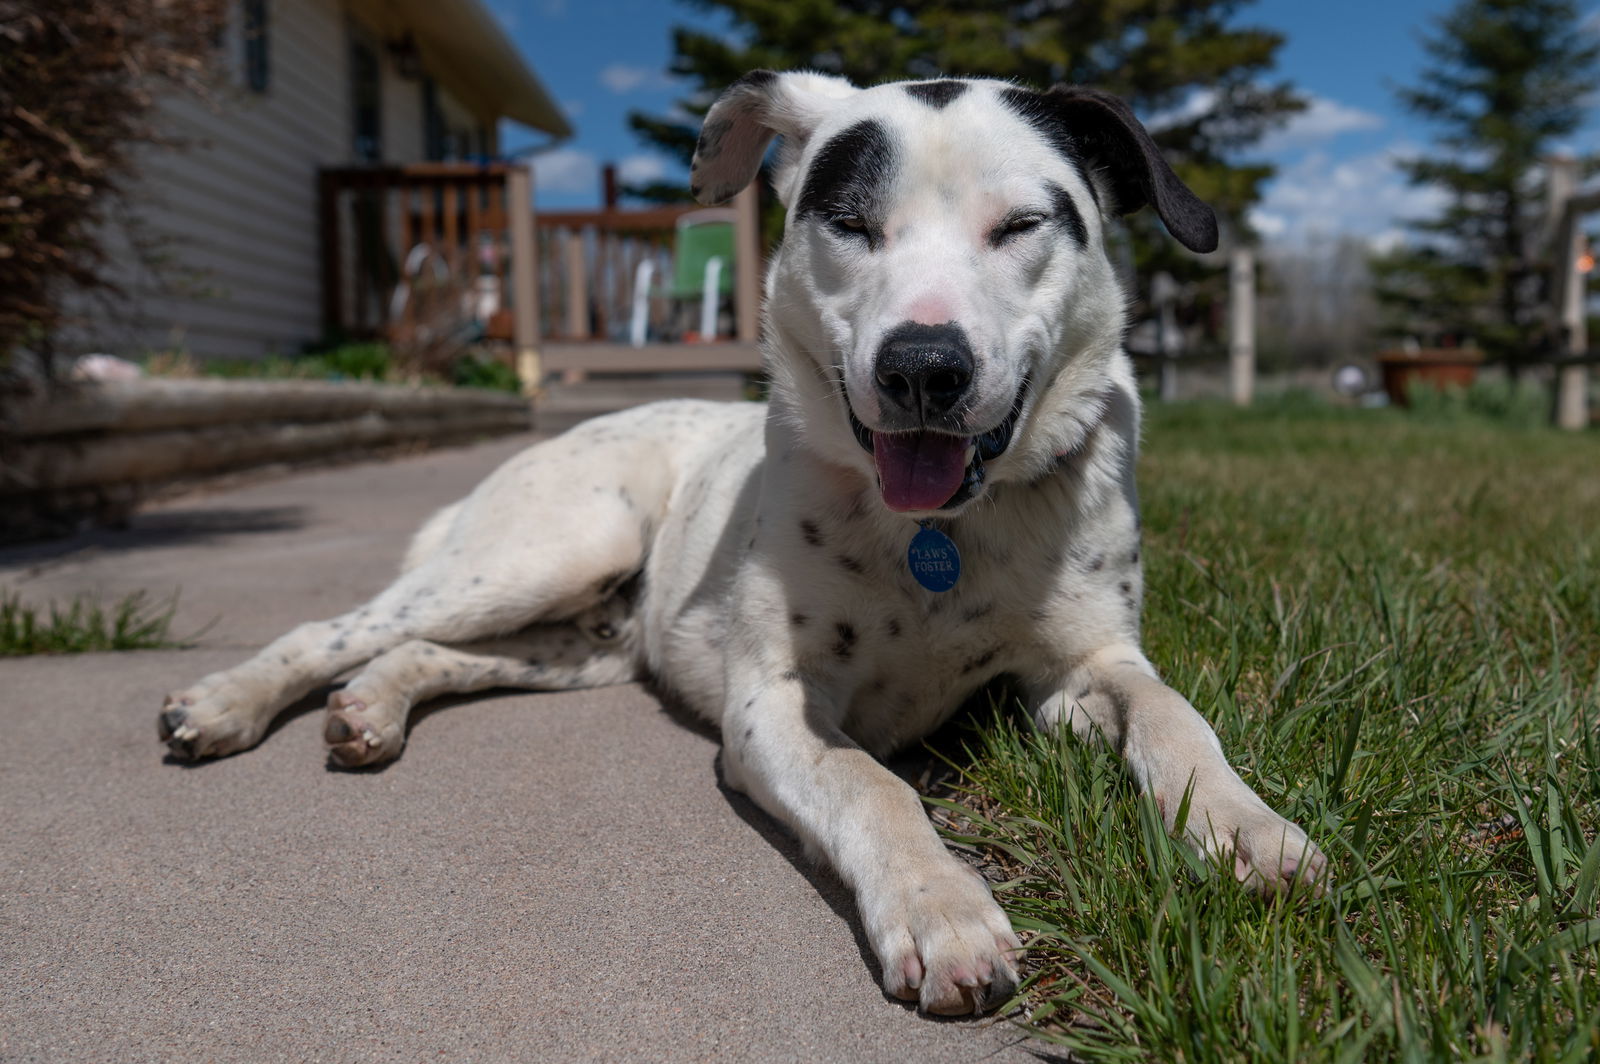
<box><xmin>691</xmin><ymin>73</ymin><xmax>1216</xmax><ymax>517</ymax></box>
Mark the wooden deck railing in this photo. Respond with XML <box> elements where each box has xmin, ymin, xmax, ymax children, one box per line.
<box><xmin>319</xmin><ymin>163</ymin><xmax>537</xmax><ymax>355</ymax></box>
<box><xmin>319</xmin><ymin>164</ymin><xmax>762</xmax><ymax>384</ymax></box>
<box><xmin>535</xmin><ymin>187</ymin><xmax>760</xmax><ymax>346</ymax></box>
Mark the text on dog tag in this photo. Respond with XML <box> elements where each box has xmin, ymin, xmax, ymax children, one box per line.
<box><xmin>908</xmin><ymin>525</ymin><xmax>960</xmax><ymax>593</ymax></box>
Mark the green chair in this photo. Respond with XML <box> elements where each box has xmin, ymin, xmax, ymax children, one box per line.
<box><xmin>630</xmin><ymin>209</ymin><xmax>737</xmax><ymax>346</ymax></box>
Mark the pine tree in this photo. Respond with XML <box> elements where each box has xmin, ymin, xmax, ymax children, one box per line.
<box><xmin>1372</xmin><ymin>0</ymin><xmax>1600</xmax><ymax>367</ymax></box>
<box><xmin>628</xmin><ymin>0</ymin><xmax>1302</xmax><ymax>298</ymax></box>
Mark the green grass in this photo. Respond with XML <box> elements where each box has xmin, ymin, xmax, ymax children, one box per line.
<box><xmin>0</xmin><ymin>590</ymin><xmax>183</xmax><ymax>655</ymax></box>
<box><xmin>942</xmin><ymin>397</ymin><xmax>1600</xmax><ymax>1061</ymax></box>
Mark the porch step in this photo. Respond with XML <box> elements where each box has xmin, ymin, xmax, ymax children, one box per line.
<box><xmin>532</xmin><ymin>372</ymin><xmax>755</xmax><ymax>435</ymax></box>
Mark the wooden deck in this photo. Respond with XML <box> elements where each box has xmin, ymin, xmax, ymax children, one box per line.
<box><xmin>540</xmin><ymin>341</ymin><xmax>763</xmax><ymax>375</ymax></box>
<box><xmin>319</xmin><ymin>162</ymin><xmax>765</xmax><ymax>390</ymax></box>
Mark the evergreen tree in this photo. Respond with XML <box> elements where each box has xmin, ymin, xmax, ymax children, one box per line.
<box><xmin>1372</xmin><ymin>0</ymin><xmax>1600</xmax><ymax>367</ymax></box>
<box><xmin>629</xmin><ymin>0</ymin><xmax>1302</xmax><ymax>304</ymax></box>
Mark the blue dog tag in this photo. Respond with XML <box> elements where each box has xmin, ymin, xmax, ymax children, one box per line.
<box><xmin>908</xmin><ymin>523</ymin><xmax>960</xmax><ymax>593</ymax></box>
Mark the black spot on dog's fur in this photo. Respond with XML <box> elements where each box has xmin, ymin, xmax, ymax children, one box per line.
<box><xmin>796</xmin><ymin>119</ymin><xmax>897</xmax><ymax>241</ymax></box>
<box><xmin>833</xmin><ymin>623</ymin><xmax>857</xmax><ymax>660</ymax></box>
<box><xmin>904</xmin><ymin>80</ymin><xmax>967</xmax><ymax>110</ymax></box>
<box><xmin>1119</xmin><ymin>581</ymin><xmax>1133</xmax><ymax>595</ymax></box>
<box><xmin>781</xmin><ymin>669</ymin><xmax>802</xmax><ymax>683</ymax></box>
<box><xmin>961</xmin><ymin>647</ymin><xmax>999</xmax><ymax>675</ymax></box>
<box><xmin>791</xmin><ymin>612</ymin><xmax>809</xmax><ymax>627</ymax></box>
<box><xmin>886</xmin><ymin>617</ymin><xmax>902</xmax><ymax>638</ymax></box>
<box><xmin>800</xmin><ymin>520</ymin><xmax>824</xmax><ymax>547</ymax></box>
<box><xmin>695</xmin><ymin>116</ymin><xmax>733</xmax><ymax>163</ymax></box>
<box><xmin>1130</xmin><ymin>549</ymin><xmax>1140</xmax><ymax>565</ymax></box>
<box><xmin>1046</xmin><ymin>180</ymin><xmax>1088</xmax><ymax>245</ymax></box>
<box><xmin>330</xmin><ymin>639</ymin><xmax>347</xmax><ymax>652</ymax></box>
<box><xmin>837</xmin><ymin>554</ymin><xmax>866</xmax><ymax>575</ymax></box>
<box><xmin>1088</xmin><ymin>554</ymin><xmax>1105</xmax><ymax>572</ymax></box>
<box><xmin>960</xmin><ymin>602</ymin><xmax>992</xmax><ymax>623</ymax></box>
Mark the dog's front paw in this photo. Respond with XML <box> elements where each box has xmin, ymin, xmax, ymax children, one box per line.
<box><xmin>323</xmin><ymin>690</ymin><xmax>406</xmax><ymax>768</ymax></box>
<box><xmin>1191</xmin><ymin>794</ymin><xmax>1327</xmax><ymax>896</ymax></box>
<box><xmin>864</xmin><ymin>858</ymin><xmax>1021</xmax><ymax>1015</ymax></box>
<box><xmin>157</xmin><ymin>681</ymin><xmax>270</xmax><ymax>761</ymax></box>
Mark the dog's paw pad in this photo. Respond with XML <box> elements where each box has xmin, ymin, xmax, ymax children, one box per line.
<box><xmin>323</xmin><ymin>692</ymin><xmax>404</xmax><ymax>768</ymax></box>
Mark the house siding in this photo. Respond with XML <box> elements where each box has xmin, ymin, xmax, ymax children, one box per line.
<box><xmin>69</xmin><ymin>0</ymin><xmax>500</xmax><ymax>362</ymax></box>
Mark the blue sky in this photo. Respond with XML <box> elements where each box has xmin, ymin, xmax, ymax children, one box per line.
<box><xmin>494</xmin><ymin>0</ymin><xmax>1600</xmax><ymax>247</ymax></box>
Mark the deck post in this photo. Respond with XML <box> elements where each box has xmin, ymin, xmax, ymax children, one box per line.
<box><xmin>1547</xmin><ymin>155</ymin><xmax>1590</xmax><ymax>431</ymax></box>
<box><xmin>733</xmin><ymin>184</ymin><xmax>761</xmax><ymax>344</ymax></box>
<box><xmin>507</xmin><ymin>165</ymin><xmax>542</xmax><ymax>398</ymax></box>
<box><xmin>563</xmin><ymin>229</ymin><xmax>590</xmax><ymax>341</ymax></box>
<box><xmin>318</xmin><ymin>171</ymin><xmax>341</xmax><ymax>337</ymax></box>
<box><xmin>1228</xmin><ymin>245</ymin><xmax>1256</xmax><ymax>407</ymax></box>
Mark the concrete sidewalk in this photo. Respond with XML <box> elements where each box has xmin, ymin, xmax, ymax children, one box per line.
<box><xmin>0</xmin><ymin>435</ymin><xmax>1048</xmax><ymax>1063</ymax></box>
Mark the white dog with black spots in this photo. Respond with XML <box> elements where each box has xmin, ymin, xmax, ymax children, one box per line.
<box><xmin>159</xmin><ymin>72</ymin><xmax>1326</xmax><ymax>1016</ymax></box>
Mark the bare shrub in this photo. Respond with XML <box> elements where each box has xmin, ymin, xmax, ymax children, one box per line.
<box><xmin>0</xmin><ymin>0</ymin><xmax>226</xmax><ymax>384</ymax></box>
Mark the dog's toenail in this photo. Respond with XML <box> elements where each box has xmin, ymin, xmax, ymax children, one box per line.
<box><xmin>158</xmin><ymin>707</ymin><xmax>186</xmax><ymax>740</ymax></box>
<box><xmin>325</xmin><ymin>716</ymin><xmax>354</xmax><ymax>743</ymax></box>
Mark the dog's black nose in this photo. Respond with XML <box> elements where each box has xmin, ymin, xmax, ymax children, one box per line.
<box><xmin>873</xmin><ymin>323</ymin><xmax>974</xmax><ymax>421</ymax></box>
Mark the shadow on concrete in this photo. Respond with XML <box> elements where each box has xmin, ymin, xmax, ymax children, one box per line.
<box><xmin>1</xmin><ymin>506</ymin><xmax>309</xmax><ymax>571</ymax></box>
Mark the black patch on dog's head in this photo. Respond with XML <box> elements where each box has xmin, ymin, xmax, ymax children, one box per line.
<box><xmin>1000</xmin><ymin>84</ymin><xmax>1218</xmax><ymax>253</ymax></box>
<box><xmin>999</xmin><ymin>88</ymin><xmax>1099</xmax><ymax>208</ymax></box>
<box><xmin>796</xmin><ymin>119</ymin><xmax>897</xmax><ymax>223</ymax></box>
<box><xmin>1046</xmin><ymin>181</ymin><xmax>1088</xmax><ymax>245</ymax></box>
<box><xmin>904</xmin><ymin>80</ymin><xmax>967</xmax><ymax>110</ymax></box>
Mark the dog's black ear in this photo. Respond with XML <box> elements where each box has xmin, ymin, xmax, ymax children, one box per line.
<box><xmin>1011</xmin><ymin>85</ymin><xmax>1218</xmax><ymax>254</ymax></box>
<box><xmin>690</xmin><ymin>70</ymin><xmax>860</xmax><ymax>206</ymax></box>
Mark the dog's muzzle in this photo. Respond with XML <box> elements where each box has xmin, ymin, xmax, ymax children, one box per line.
<box><xmin>848</xmin><ymin>383</ymin><xmax>1025</xmax><ymax>513</ymax></box>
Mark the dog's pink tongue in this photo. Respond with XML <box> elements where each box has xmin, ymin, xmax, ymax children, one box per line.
<box><xmin>872</xmin><ymin>431</ymin><xmax>969</xmax><ymax>512</ymax></box>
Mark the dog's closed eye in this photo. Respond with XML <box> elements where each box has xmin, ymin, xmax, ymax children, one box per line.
<box><xmin>989</xmin><ymin>210</ymin><xmax>1047</xmax><ymax>246</ymax></box>
<box><xmin>827</xmin><ymin>212</ymin><xmax>881</xmax><ymax>250</ymax></box>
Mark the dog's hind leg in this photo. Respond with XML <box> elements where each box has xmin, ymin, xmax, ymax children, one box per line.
<box><xmin>324</xmin><ymin>599</ymin><xmax>639</xmax><ymax>767</ymax></box>
<box><xmin>159</xmin><ymin>422</ymin><xmax>672</xmax><ymax>761</ymax></box>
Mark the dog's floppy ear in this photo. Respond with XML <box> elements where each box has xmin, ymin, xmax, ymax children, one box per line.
<box><xmin>690</xmin><ymin>70</ymin><xmax>860</xmax><ymax>207</ymax></box>
<box><xmin>1011</xmin><ymin>85</ymin><xmax>1218</xmax><ymax>254</ymax></box>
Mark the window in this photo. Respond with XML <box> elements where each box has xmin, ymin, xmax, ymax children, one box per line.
<box><xmin>350</xmin><ymin>32</ymin><xmax>382</xmax><ymax>162</ymax></box>
<box><xmin>422</xmin><ymin>77</ymin><xmax>447</xmax><ymax>161</ymax></box>
<box><xmin>242</xmin><ymin>0</ymin><xmax>269</xmax><ymax>93</ymax></box>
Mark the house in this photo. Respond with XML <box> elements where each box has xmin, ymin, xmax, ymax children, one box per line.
<box><xmin>77</xmin><ymin>0</ymin><xmax>571</xmax><ymax>362</ymax></box>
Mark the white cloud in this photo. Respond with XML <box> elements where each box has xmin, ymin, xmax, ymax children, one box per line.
<box><xmin>1258</xmin><ymin>95</ymin><xmax>1383</xmax><ymax>153</ymax></box>
<box><xmin>600</xmin><ymin>63</ymin><xmax>675</xmax><ymax>95</ymax></box>
<box><xmin>532</xmin><ymin>147</ymin><xmax>599</xmax><ymax>196</ymax></box>
<box><xmin>1146</xmin><ymin>88</ymin><xmax>1218</xmax><ymax>132</ymax></box>
<box><xmin>617</xmin><ymin>153</ymin><xmax>670</xmax><ymax>185</ymax></box>
<box><xmin>600</xmin><ymin>64</ymin><xmax>650</xmax><ymax>93</ymax></box>
<box><xmin>1255</xmin><ymin>143</ymin><xmax>1447</xmax><ymax>248</ymax></box>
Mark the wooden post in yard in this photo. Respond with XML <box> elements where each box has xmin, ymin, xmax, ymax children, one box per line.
<box><xmin>563</xmin><ymin>229</ymin><xmax>590</xmax><ymax>340</ymax></box>
<box><xmin>1547</xmin><ymin>155</ymin><xmax>1590</xmax><ymax>431</ymax></box>
<box><xmin>1228</xmin><ymin>245</ymin><xmax>1256</xmax><ymax>407</ymax></box>
<box><xmin>733</xmin><ymin>184</ymin><xmax>762</xmax><ymax>344</ymax></box>
<box><xmin>506</xmin><ymin>165</ymin><xmax>542</xmax><ymax>398</ymax></box>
